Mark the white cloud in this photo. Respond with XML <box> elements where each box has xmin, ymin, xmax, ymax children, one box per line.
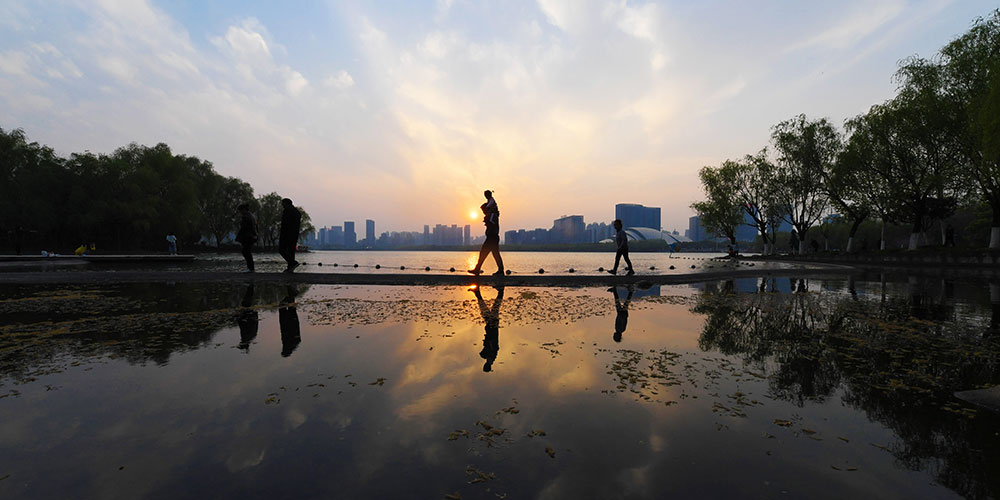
<box><xmin>784</xmin><ymin>1</ymin><xmax>905</xmax><ymax>52</ymax></box>
<box><xmin>324</xmin><ymin>70</ymin><xmax>355</xmax><ymax>90</ymax></box>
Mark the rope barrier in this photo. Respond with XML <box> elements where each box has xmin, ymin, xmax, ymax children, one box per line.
<box><xmin>291</xmin><ymin>255</ymin><xmax>755</xmax><ymax>275</ymax></box>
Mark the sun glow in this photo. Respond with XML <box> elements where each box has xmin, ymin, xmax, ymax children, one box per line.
<box><xmin>468</xmin><ymin>209</ymin><xmax>478</xmax><ymax>220</ymax></box>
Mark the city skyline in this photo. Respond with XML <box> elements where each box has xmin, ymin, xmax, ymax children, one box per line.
<box><xmin>1</xmin><ymin>1</ymin><xmax>994</xmax><ymax>232</ymax></box>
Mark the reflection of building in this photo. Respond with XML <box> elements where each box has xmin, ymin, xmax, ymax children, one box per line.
<box><xmin>551</xmin><ymin>215</ymin><xmax>585</xmax><ymax>243</ymax></box>
<box><xmin>365</xmin><ymin>219</ymin><xmax>375</xmax><ymax>246</ymax></box>
<box><xmin>615</xmin><ymin>203</ymin><xmax>660</xmax><ymax>231</ymax></box>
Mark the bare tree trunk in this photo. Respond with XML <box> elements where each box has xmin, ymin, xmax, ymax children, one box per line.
<box><xmin>880</xmin><ymin>221</ymin><xmax>886</xmax><ymax>250</ymax></box>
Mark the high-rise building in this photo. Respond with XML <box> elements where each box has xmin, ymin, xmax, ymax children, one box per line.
<box><xmin>344</xmin><ymin>221</ymin><xmax>356</xmax><ymax>247</ymax></box>
<box><xmin>318</xmin><ymin>227</ymin><xmax>328</xmax><ymax>246</ymax></box>
<box><xmin>551</xmin><ymin>215</ymin><xmax>585</xmax><ymax>243</ymax></box>
<box><xmin>365</xmin><ymin>219</ymin><xmax>375</xmax><ymax>246</ymax></box>
<box><xmin>329</xmin><ymin>226</ymin><xmax>344</xmax><ymax>246</ymax></box>
<box><xmin>423</xmin><ymin>225</ymin><xmax>430</xmax><ymax>245</ymax></box>
<box><xmin>464</xmin><ymin>225</ymin><xmax>471</xmax><ymax>245</ymax></box>
<box><xmin>687</xmin><ymin>215</ymin><xmax>704</xmax><ymax>242</ymax></box>
<box><xmin>615</xmin><ymin>203</ymin><xmax>661</xmax><ymax>231</ymax></box>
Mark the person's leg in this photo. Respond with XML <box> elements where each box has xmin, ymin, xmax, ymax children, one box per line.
<box><xmin>623</xmin><ymin>249</ymin><xmax>633</xmax><ymax>272</ymax></box>
<box><xmin>242</xmin><ymin>242</ymin><xmax>254</xmax><ymax>272</ymax></box>
<box><xmin>279</xmin><ymin>244</ymin><xmax>293</xmax><ymax>267</ymax></box>
<box><xmin>612</xmin><ymin>249</ymin><xmax>623</xmax><ymax>272</ymax></box>
<box><xmin>490</xmin><ymin>240</ymin><xmax>504</xmax><ymax>273</ymax></box>
<box><xmin>470</xmin><ymin>242</ymin><xmax>489</xmax><ymax>273</ymax></box>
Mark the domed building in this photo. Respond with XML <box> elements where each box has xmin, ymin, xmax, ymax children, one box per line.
<box><xmin>600</xmin><ymin>227</ymin><xmax>692</xmax><ymax>245</ymax></box>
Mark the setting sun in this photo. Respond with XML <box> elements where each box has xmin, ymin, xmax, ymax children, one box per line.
<box><xmin>468</xmin><ymin>209</ymin><xmax>478</xmax><ymax>220</ymax></box>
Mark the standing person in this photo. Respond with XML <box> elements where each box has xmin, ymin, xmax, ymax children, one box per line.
<box><xmin>166</xmin><ymin>232</ymin><xmax>178</xmax><ymax>255</ymax></box>
<box><xmin>279</xmin><ymin>198</ymin><xmax>302</xmax><ymax>273</ymax></box>
<box><xmin>607</xmin><ymin>219</ymin><xmax>634</xmax><ymax>276</ymax></box>
<box><xmin>468</xmin><ymin>190</ymin><xmax>504</xmax><ymax>276</ymax></box>
<box><xmin>236</xmin><ymin>203</ymin><xmax>258</xmax><ymax>273</ymax></box>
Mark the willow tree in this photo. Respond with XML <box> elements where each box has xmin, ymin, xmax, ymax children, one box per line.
<box><xmin>771</xmin><ymin>115</ymin><xmax>839</xmax><ymax>253</ymax></box>
<box><xmin>733</xmin><ymin>150</ymin><xmax>781</xmax><ymax>255</ymax></box>
<box><xmin>692</xmin><ymin>164</ymin><xmax>742</xmax><ymax>246</ymax></box>
<box><xmin>940</xmin><ymin>9</ymin><xmax>1000</xmax><ymax>248</ymax></box>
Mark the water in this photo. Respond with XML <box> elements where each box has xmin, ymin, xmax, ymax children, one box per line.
<box><xmin>1</xmin><ymin>273</ymin><xmax>998</xmax><ymax>498</ymax></box>
<box><xmin>7</xmin><ymin>250</ymin><xmax>816</xmax><ymax>276</ymax></box>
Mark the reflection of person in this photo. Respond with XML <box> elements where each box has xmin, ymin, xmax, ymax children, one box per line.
<box><xmin>468</xmin><ymin>190</ymin><xmax>504</xmax><ymax>276</ymax></box>
<box><xmin>237</xmin><ymin>284</ymin><xmax>258</xmax><ymax>352</ymax></box>
<box><xmin>279</xmin><ymin>199</ymin><xmax>302</xmax><ymax>273</ymax></box>
<box><xmin>236</xmin><ymin>203</ymin><xmax>258</xmax><ymax>273</ymax></box>
<box><xmin>279</xmin><ymin>285</ymin><xmax>301</xmax><ymax>357</ymax></box>
<box><xmin>472</xmin><ymin>285</ymin><xmax>504</xmax><ymax>372</ymax></box>
<box><xmin>166</xmin><ymin>232</ymin><xmax>178</xmax><ymax>255</ymax></box>
<box><xmin>610</xmin><ymin>285</ymin><xmax>633</xmax><ymax>342</ymax></box>
<box><xmin>607</xmin><ymin>219</ymin><xmax>634</xmax><ymax>275</ymax></box>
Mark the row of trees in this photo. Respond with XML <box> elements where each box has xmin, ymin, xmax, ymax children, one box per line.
<box><xmin>0</xmin><ymin>127</ymin><xmax>314</xmax><ymax>253</ymax></box>
<box><xmin>693</xmin><ymin>10</ymin><xmax>1000</xmax><ymax>252</ymax></box>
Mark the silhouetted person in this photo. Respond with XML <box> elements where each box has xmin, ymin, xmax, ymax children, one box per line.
<box><xmin>607</xmin><ymin>219</ymin><xmax>634</xmax><ymax>275</ymax></box>
<box><xmin>610</xmin><ymin>285</ymin><xmax>634</xmax><ymax>342</ymax></box>
<box><xmin>166</xmin><ymin>232</ymin><xmax>177</xmax><ymax>255</ymax></box>
<box><xmin>236</xmin><ymin>203</ymin><xmax>258</xmax><ymax>272</ymax></box>
<box><xmin>468</xmin><ymin>190</ymin><xmax>504</xmax><ymax>276</ymax></box>
<box><xmin>279</xmin><ymin>198</ymin><xmax>302</xmax><ymax>273</ymax></box>
<box><xmin>472</xmin><ymin>285</ymin><xmax>504</xmax><ymax>372</ymax></box>
<box><xmin>237</xmin><ymin>283</ymin><xmax>258</xmax><ymax>352</ymax></box>
<box><xmin>279</xmin><ymin>285</ymin><xmax>301</xmax><ymax>357</ymax></box>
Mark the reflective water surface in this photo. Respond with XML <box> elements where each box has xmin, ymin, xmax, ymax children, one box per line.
<box><xmin>1</xmin><ymin>273</ymin><xmax>999</xmax><ymax>499</ymax></box>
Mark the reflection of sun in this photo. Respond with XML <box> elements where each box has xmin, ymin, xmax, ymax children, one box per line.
<box><xmin>468</xmin><ymin>209</ymin><xmax>478</xmax><ymax>220</ymax></box>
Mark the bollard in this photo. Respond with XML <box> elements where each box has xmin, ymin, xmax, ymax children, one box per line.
<box><xmin>538</xmin><ymin>268</ymin><xmax>545</xmax><ymax>274</ymax></box>
<box><xmin>506</xmin><ymin>269</ymin><xmax>512</xmax><ymax>275</ymax></box>
<box><xmin>400</xmin><ymin>266</ymin><xmax>405</xmax><ymax>270</ymax></box>
<box><xmin>649</xmin><ymin>266</ymin><xmax>655</xmax><ymax>270</ymax></box>
<box><xmin>449</xmin><ymin>267</ymin><xmax>455</xmax><ymax>272</ymax></box>
<box><xmin>333</xmin><ymin>263</ymin><xmax>338</xmax><ymax>267</ymax></box>
<box><xmin>425</xmin><ymin>266</ymin><xmax>431</xmax><ymax>271</ymax></box>
<box><xmin>568</xmin><ymin>268</ymin><xmax>575</xmax><ymax>273</ymax></box>
<box><xmin>375</xmin><ymin>264</ymin><xmax>381</xmax><ymax>269</ymax></box>
<box><xmin>669</xmin><ymin>265</ymin><xmax>675</xmax><ymax>270</ymax></box>
<box><xmin>318</xmin><ymin>262</ymin><xmax>323</xmax><ymax>266</ymax></box>
<box><xmin>598</xmin><ymin>267</ymin><xmax>605</xmax><ymax>272</ymax></box>
<box><xmin>353</xmin><ymin>264</ymin><xmax>358</xmax><ymax>268</ymax></box>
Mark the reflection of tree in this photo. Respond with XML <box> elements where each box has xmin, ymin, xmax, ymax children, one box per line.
<box><xmin>694</xmin><ymin>279</ymin><xmax>841</xmax><ymax>405</ymax></box>
<box><xmin>0</xmin><ymin>283</ymin><xmax>311</xmax><ymax>382</ymax></box>
<box><xmin>693</xmin><ymin>277</ymin><xmax>1000</xmax><ymax>499</ymax></box>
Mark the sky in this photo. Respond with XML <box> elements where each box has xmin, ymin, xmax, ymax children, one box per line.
<box><xmin>0</xmin><ymin>0</ymin><xmax>995</xmax><ymax>234</ymax></box>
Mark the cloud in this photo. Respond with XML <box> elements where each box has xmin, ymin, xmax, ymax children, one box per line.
<box><xmin>783</xmin><ymin>1</ymin><xmax>905</xmax><ymax>53</ymax></box>
<box><xmin>324</xmin><ymin>70</ymin><xmax>355</xmax><ymax>90</ymax></box>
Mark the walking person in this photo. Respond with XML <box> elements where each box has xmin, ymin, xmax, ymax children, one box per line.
<box><xmin>236</xmin><ymin>203</ymin><xmax>258</xmax><ymax>273</ymax></box>
<box><xmin>279</xmin><ymin>198</ymin><xmax>302</xmax><ymax>273</ymax></box>
<box><xmin>166</xmin><ymin>232</ymin><xmax>178</xmax><ymax>255</ymax></box>
<box><xmin>607</xmin><ymin>219</ymin><xmax>634</xmax><ymax>275</ymax></box>
<box><xmin>468</xmin><ymin>190</ymin><xmax>504</xmax><ymax>276</ymax></box>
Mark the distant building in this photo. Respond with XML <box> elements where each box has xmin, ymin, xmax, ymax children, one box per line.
<box><xmin>687</xmin><ymin>215</ymin><xmax>706</xmax><ymax>242</ymax></box>
<box><xmin>344</xmin><ymin>221</ymin><xmax>356</xmax><ymax>247</ymax></box>
<box><xmin>551</xmin><ymin>215</ymin><xmax>585</xmax><ymax>243</ymax></box>
<box><xmin>365</xmin><ymin>219</ymin><xmax>375</xmax><ymax>246</ymax></box>
<box><xmin>464</xmin><ymin>225</ymin><xmax>471</xmax><ymax>245</ymax></box>
<box><xmin>586</xmin><ymin>221</ymin><xmax>614</xmax><ymax>243</ymax></box>
<box><xmin>615</xmin><ymin>203</ymin><xmax>660</xmax><ymax>231</ymax></box>
<box><xmin>328</xmin><ymin>226</ymin><xmax>343</xmax><ymax>246</ymax></box>
<box><xmin>423</xmin><ymin>225</ymin><xmax>430</xmax><ymax>245</ymax></box>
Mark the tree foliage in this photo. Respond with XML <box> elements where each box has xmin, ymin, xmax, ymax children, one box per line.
<box><xmin>0</xmin><ymin>127</ymin><xmax>308</xmax><ymax>253</ymax></box>
<box><xmin>692</xmin><ymin>164</ymin><xmax>742</xmax><ymax>245</ymax></box>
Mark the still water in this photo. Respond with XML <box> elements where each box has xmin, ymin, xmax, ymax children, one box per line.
<box><xmin>1</xmin><ymin>273</ymin><xmax>999</xmax><ymax>499</ymax></box>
